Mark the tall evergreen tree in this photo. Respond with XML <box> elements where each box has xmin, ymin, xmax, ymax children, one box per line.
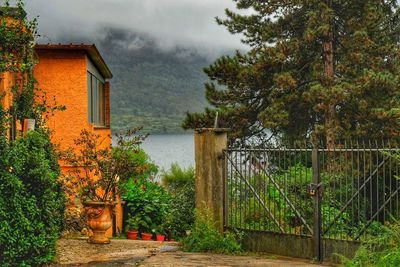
<box><xmin>183</xmin><ymin>0</ymin><xmax>400</xmax><ymax>144</ymax></box>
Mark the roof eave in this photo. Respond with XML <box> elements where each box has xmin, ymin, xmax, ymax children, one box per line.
<box><xmin>34</xmin><ymin>44</ymin><xmax>113</xmax><ymax>79</ymax></box>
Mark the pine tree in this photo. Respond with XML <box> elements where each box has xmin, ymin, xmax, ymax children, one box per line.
<box><xmin>183</xmin><ymin>0</ymin><xmax>400</xmax><ymax>143</ymax></box>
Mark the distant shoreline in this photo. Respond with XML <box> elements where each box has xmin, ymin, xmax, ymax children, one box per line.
<box><xmin>111</xmin><ymin>129</ymin><xmax>194</xmax><ymax>136</ymax></box>
<box><xmin>140</xmin><ymin>134</ymin><xmax>195</xmax><ymax>171</ymax></box>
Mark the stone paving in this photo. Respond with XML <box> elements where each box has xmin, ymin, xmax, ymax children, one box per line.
<box><xmin>54</xmin><ymin>239</ymin><xmax>330</xmax><ymax>267</ymax></box>
<box><xmin>140</xmin><ymin>251</ymin><xmax>328</xmax><ymax>267</ymax></box>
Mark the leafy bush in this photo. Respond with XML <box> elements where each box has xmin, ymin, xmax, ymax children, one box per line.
<box><xmin>182</xmin><ymin>209</ymin><xmax>242</xmax><ymax>254</ymax></box>
<box><xmin>112</xmin><ymin>127</ymin><xmax>158</xmax><ymax>184</ymax></box>
<box><xmin>63</xmin><ymin>127</ymin><xmax>157</xmax><ymax>203</ymax></box>
<box><xmin>123</xmin><ymin>179</ymin><xmax>170</xmax><ymax>234</ymax></box>
<box><xmin>0</xmin><ymin>130</ymin><xmax>65</xmax><ymax>266</ymax></box>
<box><xmin>161</xmin><ymin>163</ymin><xmax>195</xmax><ymax>237</ymax></box>
<box><xmin>162</xmin><ymin>163</ymin><xmax>195</xmax><ymax>189</ymax></box>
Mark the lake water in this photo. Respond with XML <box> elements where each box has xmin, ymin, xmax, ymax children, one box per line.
<box><xmin>141</xmin><ymin>134</ymin><xmax>195</xmax><ymax>172</ymax></box>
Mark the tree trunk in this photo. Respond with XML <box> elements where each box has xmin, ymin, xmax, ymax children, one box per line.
<box><xmin>323</xmin><ymin>23</ymin><xmax>336</xmax><ymax>149</ymax></box>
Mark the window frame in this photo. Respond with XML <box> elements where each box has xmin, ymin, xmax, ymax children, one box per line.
<box><xmin>87</xmin><ymin>71</ymin><xmax>106</xmax><ymax>127</ymax></box>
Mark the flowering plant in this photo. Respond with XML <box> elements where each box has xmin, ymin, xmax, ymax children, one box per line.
<box><xmin>63</xmin><ymin>127</ymin><xmax>150</xmax><ymax>203</ymax></box>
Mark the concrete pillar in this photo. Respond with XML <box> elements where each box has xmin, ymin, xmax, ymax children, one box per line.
<box><xmin>194</xmin><ymin>128</ymin><xmax>229</xmax><ymax>232</ymax></box>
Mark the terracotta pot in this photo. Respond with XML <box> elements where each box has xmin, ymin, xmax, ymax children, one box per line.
<box><xmin>156</xmin><ymin>234</ymin><xmax>165</xmax><ymax>242</ymax></box>
<box><xmin>141</xmin><ymin>232</ymin><xmax>153</xmax><ymax>241</ymax></box>
<box><xmin>127</xmin><ymin>230</ymin><xmax>138</xmax><ymax>240</ymax></box>
<box><xmin>85</xmin><ymin>202</ymin><xmax>113</xmax><ymax>244</ymax></box>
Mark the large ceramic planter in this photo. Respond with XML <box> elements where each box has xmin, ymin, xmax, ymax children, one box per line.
<box><xmin>84</xmin><ymin>201</ymin><xmax>114</xmax><ymax>244</ymax></box>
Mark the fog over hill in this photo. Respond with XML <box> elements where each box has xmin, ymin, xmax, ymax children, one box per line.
<box><xmin>95</xmin><ymin>28</ymin><xmax>214</xmax><ymax>134</ymax></box>
<box><xmin>38</xmin><ymin>26</ymin><xmax>227</xmax><ymax>134</ymax></box>
<box><xmin>23</xmin><ymin>0</ymin><xmax>248</xmax><ymax>134</ymax></box>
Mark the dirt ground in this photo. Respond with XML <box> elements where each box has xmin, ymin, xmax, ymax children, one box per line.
<box><xmin>53</xmin><ymin>238</ymin><xmax>330</xmax><ymax>267</ymax></box>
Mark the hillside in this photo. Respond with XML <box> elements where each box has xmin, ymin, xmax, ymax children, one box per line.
<box><xmin>96</xmin><ymin>29</ymin><xmax>211</xmax><ymax>134</ymax></box>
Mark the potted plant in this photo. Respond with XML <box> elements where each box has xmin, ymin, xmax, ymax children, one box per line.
<box><xmin>125</xmin><ymin>216</ymin><xmax>140</xmax><ymax>240</ymax></box>
<box><xmin>63</xmin><ymin>128</ymin><xmax>152</xmax><ymax>244</ymax></box>
<box><xmin>141</xmin><ymin>231</ymin><xmax>153</xmax><ymax>241</ymax></box>
<box><xmin>137</xmin><ymin>213</ymin><xmax>154</xmax><ymax>241</ymax></box>
<box><xmin>155</xmin><ymin>225</ymin><xmax>166</xmax><ymax>242</ymax></box>
<box><xmin>63</xmin><ymin>129</ymin><xmax>122</xmax><ymax>244</ymax></box>
<box><xmin>122</xmin><ymin>179</ymin><xmax>171</xmax><ymax>241</ymax></box>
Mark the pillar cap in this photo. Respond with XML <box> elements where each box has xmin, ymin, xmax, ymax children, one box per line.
<box><xmin>195</xmin><ymin>128</ymin><xmax>230</xmax><ymax>133</ymax></box>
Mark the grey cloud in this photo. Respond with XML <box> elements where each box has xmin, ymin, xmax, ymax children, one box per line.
<box><xmin>23</xmin><ymin>0</ymin><xmax>247</xmax><ymax>57</ymax></box>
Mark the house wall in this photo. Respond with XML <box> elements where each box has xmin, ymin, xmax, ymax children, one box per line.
<box><xmin>34</xmin><ymin>49</ymin><xmax>121</xmax><ymax>237</ymax></box>
<box><xmin>34</xmin><ymin>49</ymin><xmax>93</xmax><ymax>150</ymax></box>
<box><xmin>34</xmin><ymin>49</ymin><xmax>112</xmax><ymax>153</ymax></box>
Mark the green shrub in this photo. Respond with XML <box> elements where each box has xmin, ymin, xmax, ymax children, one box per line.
<box><xmin>122</xmin><ymin>179</ymin><xmax>170</xmax><ymax>234</ymax></box>
<box><xmin>182</xmin><ymin>209</ymin><xmax>242</xmax><ymax>254</ymax></box>
<box><xmin>112</xmin><ymin>128</ymin><xmax>158</xmax><ymax>185</ymax></box>
<box><xmin>162</xmin><ymin>163</ymin><xmax>195</xmax><ymax>189</ymax></box>
<box><xmin>161</xmin><ymin>163</ymin><xmax>195</xmax><ymax>237</ymax></box>
<box><xmin>0</xmin><ymin>130</ymin><xmax>66</xmax><ymax>266</ymax></box>
<box><xmin>342</xmin><ymin>223</ymin><xmax>400</xmax><ymax>267</ymax></box>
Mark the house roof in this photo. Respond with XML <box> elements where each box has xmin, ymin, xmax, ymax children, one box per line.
<box><xmin>34</xmin><ymin>44</ymin><xmax>113</xmax><ymax>79</ymax></box>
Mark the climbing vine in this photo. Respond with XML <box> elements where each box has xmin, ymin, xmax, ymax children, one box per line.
<box><xmin>0</xmin><ymin>0</ymin><xmax>63</xmax><ymax>135</ymax></box>
<box><xmin>0</xmin><ymin>1</ymin><xmax>66</xmax><ymax>266</ymax></box>
<box><xmin>0</xmin><ymin>0</ymin><xmax>34</xmax><ymax>127</ymax></box>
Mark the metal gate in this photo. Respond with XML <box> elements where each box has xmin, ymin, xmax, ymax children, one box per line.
<box><xmin>223</xmin><ymin>141</ymin><xmax>400</xmax><ymax>262</ymax></box>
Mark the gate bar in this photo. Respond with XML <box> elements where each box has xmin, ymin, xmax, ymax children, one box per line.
<box><xmin>312</xmin><ymin>149</ymin><xmax>322</xmax><ymax>262</ymax></box>
<box><xmin>253</xmin><ymin>156</ymin><xmax>313</xmax><ymax>234</ymax></box>
<box><xmin>354</xmin><ymin>186</ymin><xmax>400</xmax><ymax>240</ymax></box>
<box><xmin>223</xmin><ymin>150</ymin><xmax>228</xmax><ymax>228</ymax></box>
<box><xmin>225</xmin><ymin>153</ymin><xmax>285</xmax><ymax>233</ymax></box>
<box><xmin>323</xmin><ymin>156</ymin><xmax>389</xmax><ymax>235</ymax></box>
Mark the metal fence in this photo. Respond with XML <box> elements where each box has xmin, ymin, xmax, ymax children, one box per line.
<box><xmin>223</xmin><ymin>140</ymin><xmax>400</xmax><ymax>261</ymax></box>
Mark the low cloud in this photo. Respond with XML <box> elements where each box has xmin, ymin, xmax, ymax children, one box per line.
<box><xmin>23</xmin><ymin>0</ymin><xmax>248</xmax><ymax>57</ymax></box>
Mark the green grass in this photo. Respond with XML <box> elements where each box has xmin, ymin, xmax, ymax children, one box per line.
<box><xmin>182</xmin><ymin>209</ymin><xmax>242</xmax><ymax>255</ymax></box>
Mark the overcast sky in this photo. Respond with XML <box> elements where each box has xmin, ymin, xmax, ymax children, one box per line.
<box><xmin>21</xmin><ymin>0</ymin><xmax>247</xmax><ymax>56</ymax></box>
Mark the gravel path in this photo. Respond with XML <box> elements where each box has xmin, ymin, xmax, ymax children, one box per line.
<box><xmin>53</xmin><ymin>239</ymin><xmax>330</xmax><ymax>267</ymax></box>
<box><xmin>53</xmin><ymin>239</ymin><xmax>168</xmax><ymax>266</ymax></box>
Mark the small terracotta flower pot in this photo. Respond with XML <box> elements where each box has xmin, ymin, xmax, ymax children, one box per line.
<box><xmin>156</xmin><ymin>234</ymin><xmax>165</xmax><ymax>242</ymax></box>
<box><xmin>141</xmin><ymin>232</ymin><xmax>153</xmax><ymax>240</ymax></box>
<box><xmin>127</xmin><ymin>230</ymin><xmax>138</xmax><ymax>240</ymax></box>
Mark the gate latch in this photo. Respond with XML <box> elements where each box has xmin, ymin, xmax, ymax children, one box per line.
<box><xmin>308</xmin><ymin>183</ymin><xmax>323</xmax><ymax>197</ymax></box>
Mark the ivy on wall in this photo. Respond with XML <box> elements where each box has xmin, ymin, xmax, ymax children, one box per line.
<box><xmin>0</xmin><ymin>1</ymin><xmax>66</xmax><ymax>265</ymax></box>
<box><xmin>0</xmin><ymin>0</ymin><xmax>64</xmax><ymax>135</ymax></box>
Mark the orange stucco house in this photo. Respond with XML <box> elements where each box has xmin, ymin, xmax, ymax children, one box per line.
<box><xmin>33</xmin><ymin>44</ymin><xmax>123</xmax><ymax>236</ymax></box>
<box><xmin>34</xmin><ymin>44</ymin><xmax>112</xmax><ymax>154</ymax></box>
<box><xmin>0</xmin><ymin>8</ymin><xmax>122</xmax><ymax>237</ymax></box>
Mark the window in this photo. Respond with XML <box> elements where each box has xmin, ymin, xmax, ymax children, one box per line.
<box><xmin>87</xmin><ymin>71</ymin><xmax>105</xmax><ymax>126</ymax></box>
